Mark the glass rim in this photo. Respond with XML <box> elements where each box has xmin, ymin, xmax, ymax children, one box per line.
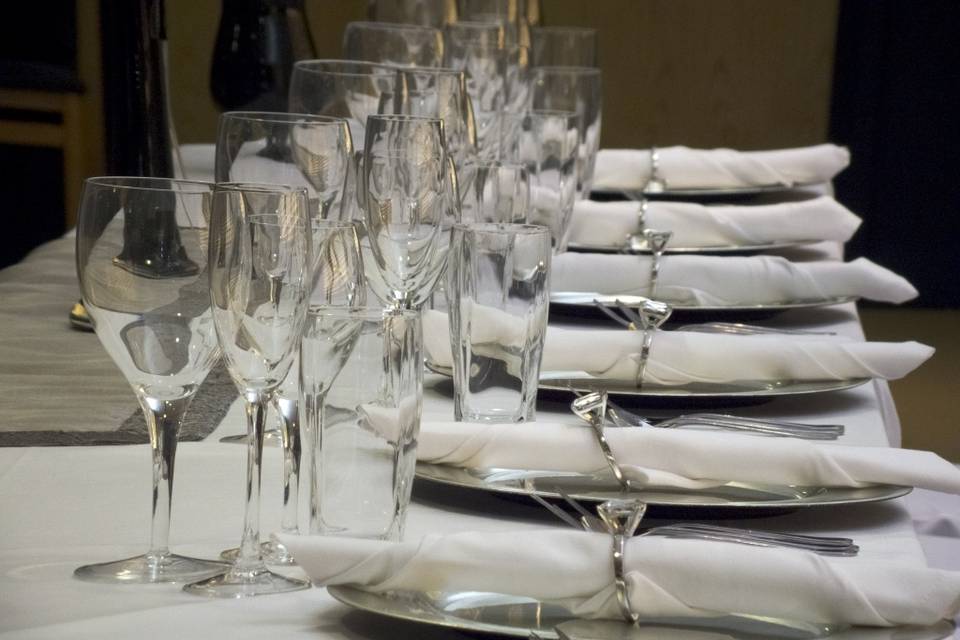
<box><xmin>304</xmin><ymin>305</ymin><xmax>419</xmax><ymax>320</ymax></box>
<box><xmin>444</xmin><ymin>20</ymin><xmax>504</xmax><ymax>32</ymax></box>
<box><xmin>397</xmin><ymin>65</ymin><xmax>467</xmax><ymax>78</ymax></box>
<box><xmin>531</xmin><ymin>25</ymin><xmax>598</xmax><ymax>36</ymax></box>
<box><xmin>83</xmin><ymin>176</ymin><xmax>214</xmax><ymax>194</ymax></box>
<box><xmin>531</xmin><ymin>65</ymin><xmax>602</xmax><ymax>76</ymax></box>
<box><xmin>345</xmin><ymin>20</ymin><xmax>442</xmax><ymax>35</ymax></box>
<box><xmin>220</xmin><ymin>111</ymin><xmax>350</xmax><ymax>127</ymax></box>
<box><xmin>366</xmin><ymin>113</ymin><xmax>444</xmax><ymax>125</ymax></box>
<box><xmin>245</xmin><ymin>213</ymin><xmax>309</xmax><ymax>229</ymax></box>
<box><xmin>215</xmin><ymin>182</ymin><xmax>310</xmax><ymax>196</ymax></box>
<box><xmin>309</xmin><ymin>219</ymin><xmax>357</xmax><ymax>230</ymax></box>
<box><xmin>503</xmin><ymin>108</ymin><xmax>578</xmax><ymax>121</ymax></box>
<box><xmin>293</xmin><ymin>58</ymin><xmax>398</xmax><ymax>78</ymax></box>
<box><xmin>454</xmin><ymin>222</ymin><xmax>551</xmax><ymax>237</ymax></box>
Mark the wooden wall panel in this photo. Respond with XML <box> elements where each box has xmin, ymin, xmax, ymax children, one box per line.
<box><xmin>165</xmin><ymin>0</ymin><xmax>838</xmax><ymax>149</ymax></box>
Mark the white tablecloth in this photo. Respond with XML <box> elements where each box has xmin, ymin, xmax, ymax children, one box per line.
<box><xmin>0</xmin><ymin>237</ymin><xmax>957</xmax><ymax>639</ymax></box>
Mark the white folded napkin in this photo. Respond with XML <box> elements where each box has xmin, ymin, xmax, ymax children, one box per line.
<box><xmin>417</xmin><ymin>420</ymin><xmax>960</xmax><ymax>493</ymax></box>
<box><xmin>282</xmin><ymin>528</ymin><xmax>960</xmax><ymax>626</ymax></box>
<box><xmin>569</xmin><ymin>196</ymin><xmax>862</xmax><ymax>248</ymax></box>
<box><xmin>593</xmin><ymin>144</ymin><xmax>850</xmax><ymax>191</ymax></box>
<box><xmin>422</xmin><ymin>310</ymin><xmax>934</xmax><ymax>385</ymax></box>
<box><xmin>550</xmin><ymin>253</ymin><xmax>918</xmax><ymax>305</ymax></box>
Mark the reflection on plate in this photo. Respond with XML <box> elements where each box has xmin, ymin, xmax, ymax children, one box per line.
<box><xmin>329</xmin><ymin>585</ymin><xmax>951</xmax><ymax>640</ymax></box>
<box><xmin>425</xmin><ymin>362</ymin><xmax>870</xmax><ymax>400</ymax></box>
<box><xmin>551</xmin><ymin>292</ymin><xmax>859</xmax><ymax>313</ymax></box>
<box><xmin>415</xmin><ymin>462</ymin><xmax>912</xmax><ymax>509</ymax></box>
<box><xmin>566</xmin><ymin>239</ymin><xmax>818</xmax><ymax>255</ymax></box>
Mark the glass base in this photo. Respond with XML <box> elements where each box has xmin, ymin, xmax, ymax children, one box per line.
<box><xmin>73</xmin><ymin>552</ymin><xmax>228</xmax><ymax>584</ymax></box>
<box><xmin>182</xmin><ymin>563</ymin><xmax>310</xmax><ymax>598</ymax></box>
<box><xmin>219</xmin><ymin>539</ymin><xmax>297</xmax><ymax>566</ymax></box>
<box><xmin>219</xmin><ymin>428</ymin><xmax>283</xmax><ymax>445</ymax></box>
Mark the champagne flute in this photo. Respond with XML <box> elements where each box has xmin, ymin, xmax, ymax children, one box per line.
<box><xmin>73</xmin><ymin>177</ymin><xmax>225</xmax><ymax>583</ymax></box>
<box><xmin>185</xmin><ymin>183</ymin><xmax>311</xmax><ymax>597</ymax></box>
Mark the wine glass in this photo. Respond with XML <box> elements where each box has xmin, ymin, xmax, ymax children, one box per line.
<box><xmin>342</xmin><ymin>21</ymin><xmax>444</xmax><ymax>68</ymax></box>
<box><xmin>185</xmin><ymin>183</ymin><xmax>312</xmax><ymax>597</ymax></box>
<box><xmin>530</xmin><ymin>26</ymin><xmax>598</xmax><ymax>66</ymax></box>
<box><xmin>443</xmin><ymin>21</ymin><xmax>507</xmax><ymax>160</ymax></box>
<box><xmin>215</xmin><ymin>111</ymin><xmax>353</xmax><ymax>221</ymax></box>
<box><xmin>529</xmin><ymin>66</ymin><xmax>603</xmax><ymax>198</ymax></box>
<box><xmin>73</xmin><ymin>177</ymin><xmax>225</xmax><ymax>583</ymax></box>
<box><xmin>362</xmin><ymin>114</ymin><xmax>457</xmax><ymax>309</ymax></box>
<box><xmin>368</xmin><ymin>0</ymin><xmax>457</xmax><ymax>26</ymax></box>
<box><xmin>500</xmin><ymin>109</ymin><xmax>578</xmax><ymax>250</ymax></box>
<box><xmin>458</xmin><ymin>159</ymin><xmax>529</xmax><ymax>223</ymax></box>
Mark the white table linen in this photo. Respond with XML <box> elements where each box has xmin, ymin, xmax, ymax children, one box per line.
<box><xmin>551</xmin><ymin>253</ymin><xmax>918</xmax><ymax>305</ymax></box>
<box><xmin>569</xmin><ymin>196</ymin><xmax>862</xmax><ymax>247</ymax></box>
<box><xmin>593</xmin><ymin>144</ymin><xmax>850</xmax><ymax>191</ymax></box>
<box><xmin>416</xmin><ymin>420</ymin><xmax>960</xmax><ymax>492</ymax></box>
<box><xmin>423</xmin><ymin>310</ymin><xmax>933</xmax><ymax>385</ymax></box>
<box><xmin>283</xmin><ymin>528</ymin><xmax>960</xmax><ymax>626</ymax></box>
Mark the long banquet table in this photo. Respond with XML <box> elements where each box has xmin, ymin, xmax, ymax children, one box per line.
<box><xmin>1</xmin><ymin>234</ymin><xmax>959</xmax><ymax>638</ymax></box>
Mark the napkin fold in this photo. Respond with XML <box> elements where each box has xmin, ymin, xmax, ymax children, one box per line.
<box><xmin>569</xmin><ymin>196</ymin><xmax>862</xmax><ymax>248</ymax></box>
<box><xmin>423</xmin><ymin>310</ymin><xmax>934</xmax><ymax>385</ymax></box>
<box><xmin>282</xmin><ymin>528</ymin><xmax>960</xmax><ymax>627</ymax></box>
<box><xmin>417</xmin><ymin>420</ymin><xmax>960</xmax><ymax>493</ymax></box>
<box><xmin>593</xmin><ymin>144</ymin><xmax>850</xmax><ymax>191</ymax></box>
<box><xmin>550</xmin><ymin>253</ymin><xmax>918</xmax><ymax>305</ymax></box>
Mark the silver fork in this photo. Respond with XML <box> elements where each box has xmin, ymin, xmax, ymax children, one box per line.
<box><xmin>576</xmin><ymin>390</ymin><xmax>844</xmax><ymax>440</ymax></box>
<box><xmin>677</xmin><ymin>322</ymin><xmax>837</xmax><ymax>336</ymax></box>
<box><xmin>529</xmin><ymin>491</ymin><xmax>858</xmax><ymax>557</ymax></box>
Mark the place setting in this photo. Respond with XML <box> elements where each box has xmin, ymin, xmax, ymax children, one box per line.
<box><xmin>9</xmin><ymin>1</ymin><xmax>958</xmax><ymax>639</ymax></box>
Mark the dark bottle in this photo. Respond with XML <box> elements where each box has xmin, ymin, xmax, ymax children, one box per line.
<box><xmin>210</xmin><ymin>0</ymin><xmax>317</xmax><ymax>112</ymax></box>
<box><xmin>100</xmin><ymin>0</ymin><xmax>195</xmax><ymax>277</ymax></box>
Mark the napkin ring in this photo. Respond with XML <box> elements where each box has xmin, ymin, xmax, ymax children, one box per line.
<box><xmin>644</xmin><ymin>147</ymin><xmax>667</xmax><ymax>194</ymax></box>
<box><xmin>631</xmin><ymin>299</ymin><xmax>673</xmax><ymax>389</ymax></box>
<box><xmin>598</xmin><ymin>499</ymin><xmax>647</xmax><ymax>624</ymax></box>
<box><xmin>643</xmin><ymin>229</ymin><xmax>672</xmax><ymax>298</ymax></box>
<box><xmin>571</xmin><ymin>390</ymin><xmax>632</xmax><ymax>491</ymax></box>
<box><xmin>624</xmin><ymin>199</ymin><xmax>648</xmax><ymax>252</ymax></box>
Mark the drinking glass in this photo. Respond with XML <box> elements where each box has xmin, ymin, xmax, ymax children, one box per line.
<box><xmin>343</xmin><ymin>21</ymin><xmax>444</xmax><ymax>68</ymax></box>
<box><xmin>530</xmin><ymin>26</ymin><xmax>598</xmax><ymax>67</ymax></box>
<box><xmin>458</xmin><ymin>160</ymin><xmax>529</xmax><ymax>223</ymax></box>
<box><xmin>368</xmin><ymin>0</ymin><xmax>457</xmax><ymax>27</ymax></box>
<box><xmin>458</xmin><ymin>0</ymin><xmax>531</xmax><ymax>46</ymax></box>
<box><xmin>74</xmin><ymin>177</ymin><xmax>224</xmax><ymax>583</ymax></box>
<box><xmin>443</xmin><ymin>21</ymin><xmax>506</xmax><ymax>160</ymax></box>
<box><xmin>503</xmin><ymin>43</ymin><xmax>531</xmax><ymax>115</ymax></box>
<box><xmin>392</xmin><ymin>66</ymin><xmax>478</xmax><ymax>169</ymax></box>
<box><xmin>215</xmin><ymin>111</ymin><xmax>353</xmax><ymax>221</ymax></box>
<box><xmin>500</xmin><ymin>110</ymin><xmax>578</xmax><ymax>250</ymax></box>
<box><xmin>185</xmin><ymin>183</ymin><xmax>311</xmax><ymax>597</ymax></box>
<box><xmin>530</xmin><ymin>66</ymin><xmax>603</xmax><ymax>198</ymax></box>
<box><xmin>302</xmin><ymin>307</ymin><xmax>422</xmax><ymax>540</ymax></box>
<box><xmin>447</xmin><ymin>223</ymin><xmax>550</xmax><ymax>422</ymax></box>
<box><xmin>288</xmin><ymin>60</ymin><xmax>399</xmax><ymax>152</ymax></box>
<box><xmin>362</xmin><ymin>114</ymin><xmax>456</xmax><ymax>309</ymax></box>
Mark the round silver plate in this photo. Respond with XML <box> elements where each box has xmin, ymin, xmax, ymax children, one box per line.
<box><xmin>416</xmin><ymin>462</ymin><xmax>912</xmax><ymax>509</ymax></box>
<box><xmin>551</xmin><ymin>292</ymin><xmax>859</xmax><ymax>312</ymax></box>
<box><xmin>425</xmin><ymin>362</ymin><xmax>870</xmax><ymax>399</ymax></box>
<box><xmin>566</xmin><ymin>239</ymin><xmax>819</xmax><ymax>255</ymax></box>
<box><xmin>591</xmin><ymin>181</ymin><xmax>820</xmax><ymax>199</ymax></box>
<box><xmin>329</xmin><ymin>585</ymin><xmax>952</xmax><ymax>640</ymax></box>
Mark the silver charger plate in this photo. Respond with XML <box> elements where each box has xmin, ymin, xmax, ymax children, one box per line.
<box><xmin>566</xmin><ymin>239</ymin><xmax>818</xmax><ymax>255</ymax></box>
<box><xmin>415</xmin><ymin>462</ymin><xmax>912</xmax><ymax>509</ymax></box>
<box><xmin>425</xmin><ymin>362</ymin><xmax>870</xmax><ymax>399</ymax></box>
<box><xmin>551</xmin><ymin>292</ymin><xmax>859</xmax><ymax>313</ymax></box>
<box><xmin>329</xmin><ymin>585</ymin><xmax>952</xmax><ymax>639</ymax></box>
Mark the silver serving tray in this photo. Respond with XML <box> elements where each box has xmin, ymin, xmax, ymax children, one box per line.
<box><xmin>551</xmin><ymin>292</ymin><xmax>859</xmax><ymax>312</ymax></box>
<box><xmin>415</xmin><ymin>462</ymin><xmax>912</xmax><ymax>509</ymax></box>
<box><xmin>329</xmin><ymin>585</ymin><xmax>952</xmax><ymax>640</ymax></box>
<box><xmin>425</xmin><ymin>362</ymin><xmax>870</xmax><ymax>399</ymax></box>
<box><xmin>566</xmin><ymin>239</ymin><xmax>818</xmax><ymax>255</ymax></box>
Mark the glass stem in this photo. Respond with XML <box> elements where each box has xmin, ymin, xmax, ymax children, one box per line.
<box><xmin>275</xmin><ymin>395</ymin><xmax>300</xmax><ymax>535</ymax></box>
<box><xmin>308</xmin><ymin>390</ymin><xmax>326</xmax><ymax>533</ymax></box>
<box><xmin>139</xmin><ymin>393</ymin><xmax>192</xmax><ymax>562</ymax></box>
<box><xmin>237</xmin><ymin>391</ymin><xmax>268</xmax><ymax>571</ymax></box>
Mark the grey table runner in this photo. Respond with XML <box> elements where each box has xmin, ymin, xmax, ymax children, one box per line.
<box><xmin>0</xmin><ymin>235</ymin><xmax>235</xmax><ymax>446</ymax></box>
